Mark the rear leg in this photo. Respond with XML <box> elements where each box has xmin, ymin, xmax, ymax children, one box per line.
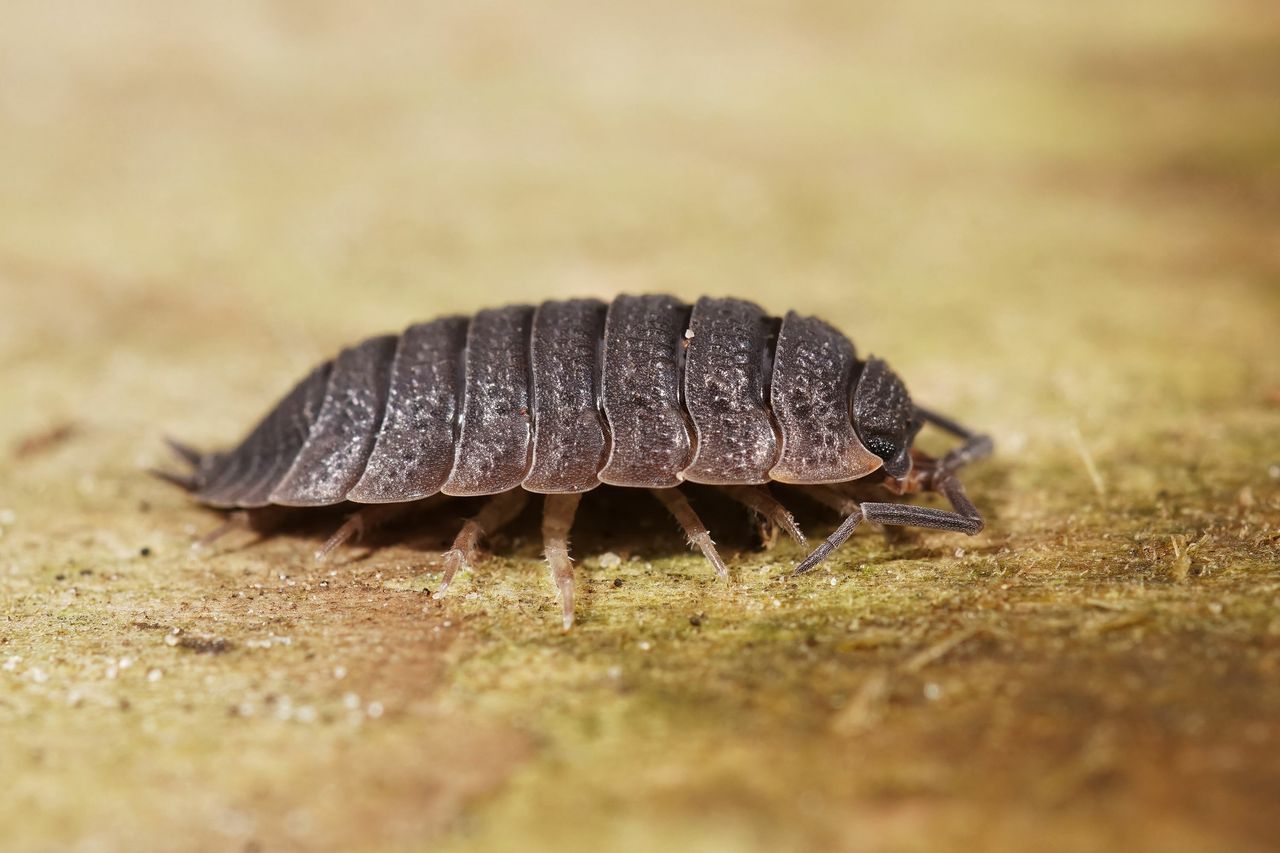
<box><xmin>719</xmin><ymin>485</ymin><xmax>806</xmax><ymax>548</ymax></box>
<box><xmin>315</xmin><ymin>496</ymin><xmax>446</xmax><ymax>564</ymax></box>
<box><xmin>192</xmin><ymin>506</ymin><xmax>292</xmax><ymax>553</ymax></box>
<box><xmin>542</xmin><ymin>493</ymin><xmax>583</xmax><ymax>630</ymax></box>
<box><xmin>433</xmin><ymin>489</ymin><xmax>530</xmax><ymax>599</ymax></box>
<box><xmin>649</xmin><ymin>488</ymin><xmax>729</xmax><ymax>579</ymax></box>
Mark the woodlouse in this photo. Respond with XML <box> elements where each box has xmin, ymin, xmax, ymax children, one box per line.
<box><xmin>158</xmin><ymin>295</ymin><xmax>992</xmax><ymax>629</ymax></box>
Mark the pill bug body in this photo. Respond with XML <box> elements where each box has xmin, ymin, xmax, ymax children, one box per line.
<box><xmin>162</xmin><ymin>295</ymin><xmax>992</xmax><ymax>629</ymax></box>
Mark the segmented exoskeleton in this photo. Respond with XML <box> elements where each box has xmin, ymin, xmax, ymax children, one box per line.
<box><xmin>158</xmin><ymin>295</ymin><xmax>992</xmax><ymax>629</ymax></box>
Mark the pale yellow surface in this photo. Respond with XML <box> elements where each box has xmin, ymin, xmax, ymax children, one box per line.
<box><xmin>1</xmin><ymin>1</ymin><xmax>1278</xmax><ymax>851</ymax></box>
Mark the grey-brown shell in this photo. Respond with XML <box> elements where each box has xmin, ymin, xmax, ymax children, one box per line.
<box><xmin>192</xmin><ymin>296</ymin><xmax>896</xmax><ymax>509</ymax></box>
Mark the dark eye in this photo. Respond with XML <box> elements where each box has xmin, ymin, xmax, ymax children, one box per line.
<box><xmin>864</xmin><ymin>434</ymin><xmax>898</xmax><ymax>460</ymax></box>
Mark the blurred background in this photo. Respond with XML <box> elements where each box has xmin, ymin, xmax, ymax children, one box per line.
<box><xmin>0</xmin><ymin>1</ymin><xmax>1277</xmax><ymax>851</ymax></box>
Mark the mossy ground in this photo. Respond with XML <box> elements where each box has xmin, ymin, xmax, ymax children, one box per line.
<box><xmin>1</xmin><ymin>1</ymin><xmax>1278</xmax><ymax>850</ymax></box>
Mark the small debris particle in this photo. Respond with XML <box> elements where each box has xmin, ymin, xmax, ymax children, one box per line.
<box><xmin>28</xmin><ymin>667</ymin><xmax>49</xmax><ymax>684</ymax></box>
<box><xmin>638</xmin><ymin>641</ymin><xmax>652</xmax><ymax>651</ymax></box>
<box><xmin>838</xmin><ymin>628</ymin><xmax>903</xmax><ymax>651</ymax></box>
<box><xmin>12</xmin><ymin>421</ymin><xmax>78</xmax><ymax>459</ymax></box>
<box><xmin>689</xmin><ymin>614</ymin><xmax>703</xmax><ymax>628</ymax></box>
<box><xmin>147</xmin><ymin>668</ymin><xmax>163</xmax><ymax>683</ymax></box>
<box><xmin>606</xmin><ymin>666</ymin><xmax>622</xmax><ymax>680</ymax></box>
<box><xmin>332</xmin><ymin>666</ymin><xmax>347</xmax><ymax>680</ymax></box>
<box><xmin>139</xmin><ymin>547</ymin><xmax>152</xmax><ymax>557</ymax></box>
<box><xmin>1084</xmin><ymin>611</ymin><xmax>1149</xmax><ymax>635</ymax></box>
<box><xmin>612</xmin><ymin>577</ymin><xmax>624</xmax><ymax>589</ymax></box>
<box><xmin>3</xmin><ymin>655</ymin><xmax>21</xmax><ymax>672</ymax></box>
<box><xmin>684</xmin><ymin>328</ymin><xmax>695</xmax><ymax>339</ymax></box>
<box><xmin>923</xmin><ymin>682</ymin><xmax>943</xmax><ymax>701</ymax></box>
<box><xmin>1068</xmin><ymin>424</ymin><xmax>1106</xmax><ymax>497</ymax></box>
<box><xmin>598</xmin><ymin>552</ymin><xmax>622</xmax><ymax>569</ymax></box>
<box><xmin>1169</xmin><ymin>535</ymin><xmax>1192</xmax><ymax>582</ymax></box>
<box><xmin>343</xmin><ymin>692</ymin><xmax>361</xmax><ymax>710</ymax></box>
<box><xmin>904</xmin><ymin>627</ymin><xmax>986</xmax><ymax>672</ymax></box>
<box><xmin>177</xmin><ymin>634</ymin><xmax>232</xmax><ymax>654</ymax></box>
<box><xmin>830</xmin><ymin>670</ymin><xmax>890</xmax><ymax>735</ymax></box>
<box><xmin>295</xmin><ymin>705</ymin><xmax>318</xmax><ymax>724</ymax></box>
<box><xmin>0</xmin><ymin>509</ymin><xmax>15</xmax><ymax>525</ymax></box>
<box><xmin>366</xmin><ymin>702</ymin><xmax>384</xmax><ymax>719</ymax></box>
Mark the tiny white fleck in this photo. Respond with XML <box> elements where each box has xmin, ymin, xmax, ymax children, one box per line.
<box><xmin>772</xmin><ymin>598</ymin><xmax>782</xmax><ymax>608</ymax></box>
<box><xmin>295</xmin><ymin>705</ymin><xmax>318</xmax><ymax>724</ymax></box>
<box><xmin>684</xmin><ymin>329</ymin><xmax>695</xmax><ymax>339</ymax></box>
<box><xmin>332</xmin><ymin>666</ymin><xmax>347</xmax><ymax>680</ymax></box>
<box><xmin>954</xmin><ymin>547</ymin><xmax>966</xmax><ymax>558</ymax></box>
<box><xmin>119</xmin><ymin>657</ymin><xmax>134</xmax><ymax>670</ymax></box>
<box><xmin>67</xmin><ymin>690</ymin><xmax>83</xmax><ymax>707</ymax></box>
<box><xmin>638</xmin><ymin>641</ymin><xmax>652</xmax><ymax>651</ymax></box>
<box><xmin>1208</xmin><ymin>601</ymin><xmax>1224</xmax><ymax>615</ymax></box>
<box><xmin>828</xmin><ymin>577</ymin><xmax>838</xmax><ymax>587</ymax></box>
<box><xmin>606</xmin><ymin>665</ymin><xmax>622</xmax><ymax>679</ymax></box>
<box><xmin>163</xmin><ymin>634</ymin><xmax>179</xmax><ymax>647</ymax></box>
<box><xmin>29</xmin><ymin>667</ymin><xmax>49</xmax><ymax>684</ymax></box>
<box><xmin>598</xmin><ymin>552</ymin><xmax>622</xmax><ymax>569</ymax></box>
<box><xmin>343</xmin><ymin>692</ymin><xmax>361</xmax><ymax>710</ymax></box>
<box><xmin>1269</xmin><ymin>464</ymin><xmax>1280</xmax><ymax>480</ymax></box>
<box><xmin>0</xmin><ymin>508</ymin><xmax>15</xmax><ymax>525</ymax></box>
<box><xmin>924</xmin><ymin>682</ymin><xmax>942</xmax><ymax>701</ymax></box>
<box><xmin>147</xmin><ymin>668</ymin><xmax>163</xmax><ymax>683</ymax></box>
<box><xmin>2</xmin><ymin>655</ymin><xmax>21</xmax><ymax>672</ymax></box>
<box><xmin>366</xmin><ymin>702</ymin><xmax>384</xmax><ymax>719</ymax></box>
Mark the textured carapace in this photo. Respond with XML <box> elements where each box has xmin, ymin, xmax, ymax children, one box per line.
<box><xmin>161</xmin><ymin>295</ymin><xmax>992</xmax><ymax>629</ymax></box>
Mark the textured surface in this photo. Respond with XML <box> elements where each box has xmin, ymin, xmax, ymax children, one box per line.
<box><xmin>349</xmin><ymin>316</ymin><xmax>469</xmax><ymax>503</ymax></box>
<box><xmin>198</xmin><ymin>360</ymin><xmax>332</xmax><ymax>507</ymax></box>
<box><xmin>443</xmin><ymin>305</ymin><xmax>536</xmax><ymax>496</ymax></box>
<box><xmin>525</xmin><ymin>298</ymin><xmax>609</xmax><ymax>493</ymax></box>
<box><xmin>680</xmin><ymin>297</ymin><xmax>780</xmax><ymax>484</ymax></box>
<box><xmin>770</xmin><ymin>311</ymin><xmax>882</xmax><ymax>484</ymax></box>
<box><xmin>208</xmin><ymin>294</ymin><xmax>882</xmax><ymax>501</ymax></box>
<box><xmin>598</xmin><ymin>295</ymin><xmax>694</xmax><ymax>487</ymax></box>
<box><xmin>1</xmin><ymin>1</ymin><xmax>1279</xmax><ymax>851</ymax></box>
<box><xmin>269</xmin><ymin>335</ymin><xmax>398</xmax><ymax>506</ymax></box>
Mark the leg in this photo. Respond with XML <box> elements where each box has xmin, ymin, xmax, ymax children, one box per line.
<box><xmin>649</xmin><ymin>488</ymin><xmax>729</xmax><ymax>579</ymax></box>
<box><xmin>719</xmin><ymin>485</ymin><xmax>806</xmax><ymax>547</ymax></box>
<box><xmin>315</xmin><ymin>496</ymin><xmax>444</xmax><ymax>563</ymax></box>
<box><xmin>433</xmin><ymin>489</ymin><xmax>530</xmax><ymax>599</ymax></box>
<box><xmin>916</xmin><ymin>406</ymin><xmax>994</xmax><ymax>474</ymax></box>
<box><xmin>796</xmin><ymin>484</ymin><xmax>860</xmax><ymax>516</ymax></box>
<box><xmin>794</xmin><ymin>473</ymin><xmax>985</xmax><ymax>575</ymax></box>
<box><xmin>542</xmin><ymin>493</ymin><xmax>583</xmax><ymax>630</ymax></box>
<box><xmin>191</xmin><ymin>506</ymin><xmax>291</xmax><ymax>553</ymax></box>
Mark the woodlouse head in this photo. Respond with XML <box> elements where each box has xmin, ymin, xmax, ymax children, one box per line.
<box><xmin>852</xmin><ymin>357</ymin><xmax>923</xmax><ymax>480</ymax></box>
